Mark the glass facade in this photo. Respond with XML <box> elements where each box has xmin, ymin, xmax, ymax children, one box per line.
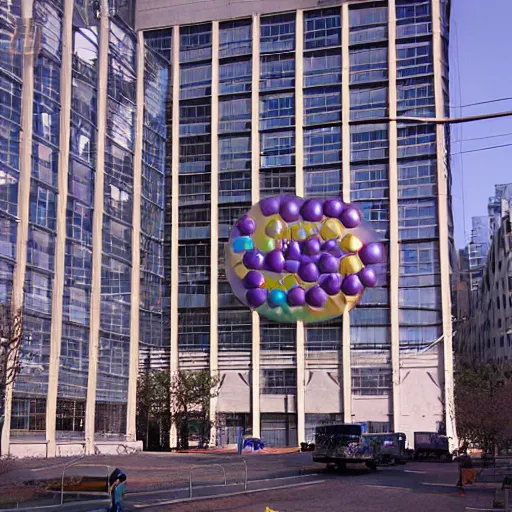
<box><xmin>2</xmin><ymin>0</ymin><xmax>452</xmax><ymax>452</ymax></box>
<box><xmin>3</xmin><ymin>1</ymin><xmax>170</xmax><ymax>446</ymax></box>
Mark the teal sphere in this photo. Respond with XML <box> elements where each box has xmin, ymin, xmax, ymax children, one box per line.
<box><xmin>268</xmin><ymin>289</ymin><xmax>287</xmax><ymax>308</ymax></box>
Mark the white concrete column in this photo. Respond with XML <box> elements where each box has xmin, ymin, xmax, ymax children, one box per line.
<box><xmin>295</xmin><ymin>9</ymin><xmax>305</xmax><ymax>446</ymax></box>
<box><xmin>251</xmin><ymin>13</ymin><xmax>261</xmax><ymax>439</ymax></box>
<box><xmin>169</xmin><ymin>26</ymin><xmax>180</xmax><ymax>449</ymax></box>
<box><xmin>45</xmin><ymin>0</ymin><xmax>74</xmax><ymax>457</ymax></box>
<box><xmin>2</xmin><ymin>0</ymin><xmax>35</xmax><ymax>456</ymax></box>
<box><xmin>126</xmin><ymin>31</ymin><xmax>145</xmax><ymax>443</ymax></box>
<box><xmin>387</xmin><ymin>0</ymin><xmax>401</xmax><ymax>434</ymax></box>
<box><xmin>341</xmin><ymin>2</ymin><xmax>352</xmax><ymax>423</ymax></box>
<box><xmin>209</xmin><ymin>21</ymin><xmax>220</xmax><ymax>447</ymax></box>
<box><xmin>85</xmin><ymin>0</ymin><xmax>109</xmax><ymax>455</ymax></box>
<box><xmin>431</xmin><ymin>0</ymin><xmax>457</xmax><ymax>451</ymax></box>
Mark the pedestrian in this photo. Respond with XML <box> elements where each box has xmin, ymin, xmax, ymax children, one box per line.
<box><xmin>456</xmin><ymin>453</ymin><xmax>477</xmax><ymax>495</ymax></box>
<box><xmin>108</xmin><ymin>468</ymin><xmax>127</xmax><ymax>512</ymax></box>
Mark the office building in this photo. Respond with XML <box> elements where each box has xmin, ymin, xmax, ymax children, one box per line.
<box><xmin>457</xmin><ymin>203</ymin><xmax>512</xmax><ymax>362</ymax></box>
<box><xmin>0</xmin><ymin>0</ymin><xmax>456</xmax><ymax>456</ymax></box>
<box><xmin>139</xmin><ymin>0</ymin><xmax>456</xmax><ymax>449</ymax></box>
<box><xmin>1</xmin><ymin>0</ymin><xmax>167</xmax><ymax>456</ymax></box>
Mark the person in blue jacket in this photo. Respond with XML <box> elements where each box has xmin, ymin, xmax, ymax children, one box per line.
<box><xmin>108</xmin><ymin>469</ymin><xmax>127</xmax><ymax>512</ymax></box>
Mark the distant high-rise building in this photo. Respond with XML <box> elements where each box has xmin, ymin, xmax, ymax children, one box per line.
<box><xmin>457</xmin><ymin>206</ymin><xmax>512</xmax><ymax>362</ymax></box>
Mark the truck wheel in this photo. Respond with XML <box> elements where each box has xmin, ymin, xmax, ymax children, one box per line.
<box><xmin>334</xmin><ymin>462</ymin><xmax>347</xmax><ymax>473</ymax></box>
<box><xmin>366</xmin><ymin>461</ymin><xmax>377</xmax><ymax>472</ymax></box>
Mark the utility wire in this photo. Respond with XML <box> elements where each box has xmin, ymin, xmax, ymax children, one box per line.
<box><xmin>451</xmin><ymin>131</ymin><xmax>512</xmax><ymax>144</ymax></box>
<box><xmin>456</xmin><ymin>142</ymin><xmax>512</xmax><ymax>155</ymax></box>
<box><xmin>450</xmin><ymin>96</ymin><xmax>512</xmax><ymax>109</ymax></box>
<box><xmin>350</xmin><ymin>110</ymin><xmax>512</xmax><ymax>125</ymax></box>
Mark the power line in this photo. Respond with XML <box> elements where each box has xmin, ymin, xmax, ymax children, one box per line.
<box><xmin>351</xmin><ymin>110</ymin><xmax>512</xmax><ymax>125</ymax></box>
<box><xmin>455</xmin><ymin>142</ymin><xmax>512</xmax><ymax>155</ymax></box>
<box><xmin>451</xmin><ymin>132</ymin><xmax>512</xmax><ymax>144</ymax></box>
<box><xmin>450</xmin><ymin>96</ymin><xmax>512</xmax><ymax>109</ymax></box>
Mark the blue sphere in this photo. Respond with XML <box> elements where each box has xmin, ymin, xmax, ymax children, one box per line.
<box><xmin>268</xmin><ymin>289</ymin><xmax>287</xmax><ymax>308</ymax></box>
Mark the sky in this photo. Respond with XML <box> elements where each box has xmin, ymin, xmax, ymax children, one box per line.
<box><xmin>450</xmin><ymin>0</ymin><xmax>512</xmax><ymax>248</ymax></box>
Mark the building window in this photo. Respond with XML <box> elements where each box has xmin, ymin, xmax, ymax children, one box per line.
<box><xmin>306</xmin><ymin>323</ymin><xmax>341</xmax><ymax>351</ymax></box>
<box><xmin>304</xmin><ymin>167</ymin><xmax>341</xmax><ymax>198</ymax></box>
<box><xmin>260</xmin><ymin>54</ymin><xmax>295</xmax><ymax>91</ymax></box>
<box><xmin>304</xmin><ymin>86</ymin><xmax>341</xmax><ymax>125</ymax></box>
<box><xmin>303</xmin><ymin>50</ymin><xmax>341</xmax><ymax>88</ymax></box>
<box><xmin>218</xmin><ymin>310</ymin><xmax>252</xmax><ymax>351</ymax></box>
<box><xmin>219</xmin><ymin>58</ymin><xmax>251</xmax><ymax>94</ymax></box>
<box><xmin>352</xmin><ymin>367</ymin><xmax>391</xmax><ymax>395</ymax></box>
<box><xmin>261</xmin><ymin>369</ymin><xmax>297</xmax><ymax>395</ymax></box>
<box><xmin>304</xmin><ymin>126</ymin><xmax>341</xmax><ymax>166</ymax></box>
<box><xmin>11</xmin><ymin>398</ymin><xmax>46</xmax><ymax>431</ymax></box>
<box><xmin>398</xmin><ymin>199</ymin><xmax>438</xmax><ymax>241</ymax></box>
<box><xmin>178</xmin><ymin>308</ymin><xmax>210</xmax><ymax>350</ymax></box>
<box><xmin>260</xmin><ymin>93</ymin><xmax>294</xmax><ymax>130</ymax></box>
<box><xmin>350</xmin><ymin>86</ymin><xmax>387</xmax><ymax>121</ymax></box>
<box><xmin>349</xmin><ymin>4</ymin><xmax>388</xmax><ymax>45</ymax></box>
<box><xmin>56</xmin><ymin>400</ymin><xmax>85</xmax><ymax>433</ymax></box>
<box><xmin>304</xmin><ymin>8</ymin><xmax>341</xmax><ymax>50</ymax></box>
<box><xmin>260</xmin><ymin>13</ymin><xmax>295</xmax><ymax>54</ymax></box>
<box><xmin>219</xmin><ymin>19</ymin><xmax>252</xmax><ymax>58</ymax></box>
<box><xmin>349</xmin><ymin>47</ymin><xmax>387</xmax><ymax>84</ymax></box>
<box><xmin>351</xmin><ymin>164</ymin><xmax>389</xmax><ymax>201</ymax></box>
<box><xmin>260</xmin><ymin>130</ymin><xmax>294</xmax><ymax>168</ymax></box>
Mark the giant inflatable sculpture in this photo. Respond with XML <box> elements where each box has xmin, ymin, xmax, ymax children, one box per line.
<box><xmin>225</xmin><ymin>195</ymin><xmax>385</xmax><ymax>324</ymax></box>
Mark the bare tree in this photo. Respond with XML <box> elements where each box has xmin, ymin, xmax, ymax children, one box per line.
<box><xmin>0</xmin><ymin>302</ymin><xmax>23</xmax><ymax>454</ymax></box>
<box><xmin>0</xmin><ymin>303</ymin><xmax>24</xmax><ymax>404</ymax></box>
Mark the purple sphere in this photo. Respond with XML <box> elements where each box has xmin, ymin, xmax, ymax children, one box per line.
<box><xmin>246</xmin><ymin>288</ymin><xmax>267</xmax><ymax>308</ymax></box>
<box><xmin>341</xmin><ymin>274</ymin><xmax>364</xmax><ymax>296</ymax></box>
<box><xmin>287</xmin><ymin>287</ymin><xmax>306</xmax><ymax>307</ymax></box>
<box><xmin>301</xmin><ymin>199</ymin><xmax>324</xmax><ymax>222</ymax></box>
<box><xmin>286</xmin><ymin>240</ymin><xmax>302</xmax><ymax>260</ymax></box>
<box><xmin>323</xmin><ymin>199</ymin><xmax>344</xmax><ymax>218</ymax></box>
<box><xmin>301</xmin><ymin>253</ymin><xmax>321</xmax><ymax>265</ymax></box>
<box><xmin>322</xmin><ymin>240</ymin><xmax>343</xmax><ymax>258</ymax></box>
<box><xmin>320</xmin><ymin>273</ymin><xmax>343</xmax><ymax>296</ymax></box>
<box><xmin>243</xmin><ymin>250</ymin><xmax>265</xmax><ymax>270</ymax></box>
<box><xmin>318</xmin><ymin>253</ymin><xmax>339</xmax><ymax>274</ymax></box>
<box><xmin>243</xmin><ymin>271</ymin><xmax>265</xmax><ymax>289</ymax></box>
<box><xmin>359</xmin><ymin>242</ymin><xmax>384</xmax><ymax>265</ymax></box>
<box><xmin>306</xmin><ymin>286</ymin><xmax>328</xmax><ymax>308</ymax></box>
<box><xmin>265</xmin><ymin>250</ymin><xmax>286</xmax><ymax>273</ymax></box>
<box><xmin>298</xmin><ymin>262</ymin><xmax>320</xmax><ymax>283</ymax></box>
<box><xmin>340</xmin><ymin>207</ymin><xmax>362</xmax><ymax>229</ymax></box>
<box><xmin>259</xmin><ymin>196</ymin><xmax>280</xmax><ymax>217</ymax></box>
<box><xmin>285</xmin><ymin>259</ymin><xmax>300</xmax><ymax>274</ymax></box>
<box><xmin>303</xmin><ymin>238</ymin><xmax>321</xmax><ymax>256</ymax></box>
<box><xmin>279</xmin><ymin>196</ymin><xmax>302</xmax><ymax>223</ymax></box>
<box><xmin>359</xmin><ymin>267</ymin><xmax>377</xmax><ymax>287</ymax></box>
<box><xmin>237</xmin><ymin>215</ymin><xmax>256</xmax><ymax>235</ymax></box>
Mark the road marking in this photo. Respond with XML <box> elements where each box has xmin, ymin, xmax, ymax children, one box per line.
<box><xmin>133</xmin><ymin>480</ymin><xmax>326</xmax><ymax>509</ymax></box>
<box><xmin>421</xmin><ymin>482</ymin><xmax>455</xmax><ymax>487</ymax></box>
<box><xmin>127</xmin><ymin>473</ymin><xmax>320</xmax><ymax>497</ymax></box>
<box><xmin>364</xmin><ymin>485</ymin><xmax>412</xmax><ymax>491</ymax></box>
<box><xmin>404</xmin><ymin>470</ymin><xmax>426</xmax><ymax>474</ymax></box>
<box><xmin>465</xmin><ymin>508</ymin><xmax>505</xmax><ymax>512</ymax></box>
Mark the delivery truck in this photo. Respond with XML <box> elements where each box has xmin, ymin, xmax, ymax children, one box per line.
<box><xmin>312</xmin><ymin>423</ymin><xmax>377</xmax><ymax>471</ymax></box>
